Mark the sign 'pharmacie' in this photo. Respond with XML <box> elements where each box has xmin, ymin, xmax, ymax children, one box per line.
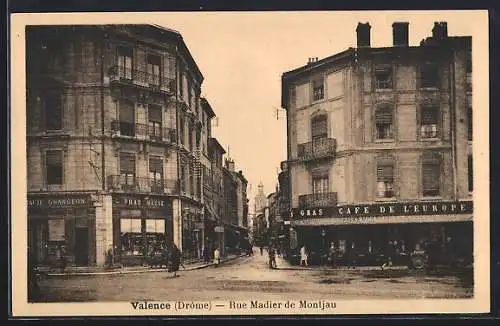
<box><xmin>290</xmin><ymin>200</ymin><xmax>473</xmax><ymax>219</ymax></box>
<box><xmin>113</xmin><ymin>195</ymin><xmax>169</xmax><ymax>209</ymax></box>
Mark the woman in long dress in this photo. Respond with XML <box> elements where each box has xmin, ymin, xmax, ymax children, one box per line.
<box><xmin>300</xmin><ymin>245</ymin><xmax>308</xmax><ymax>266</ymax></box>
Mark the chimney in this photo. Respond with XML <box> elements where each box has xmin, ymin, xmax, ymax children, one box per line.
<box><xmin>356</xmin><ymin>22</ymin><xmax>371</xmax><ymax>48</ymax></box>
<box><xmin>432</xmin><ymin>21</ymin><xmax>448</xmax><ymax>40</ymax></box>
<box><xmin>392</xmin><ymin>22</ymin><xmax>409</xmax><ymax>47</ymax></box>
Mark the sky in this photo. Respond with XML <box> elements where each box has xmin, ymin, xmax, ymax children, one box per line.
<box><xmin>146</xmin><ymin>11</ymin><xmax>485</xmax><ymax>213</ymax></box>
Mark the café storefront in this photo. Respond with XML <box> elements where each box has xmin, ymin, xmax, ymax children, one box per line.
<box><xmin>28</xmin><ymin>193</ymin><xmax>97</xmax><ymax>266</ymax></box>
<box><xmin>289</xmin><ymin>200</ymin><xmax>473</xmax><ymax>266</ymax></box>
<box><xmin>112</xmin><ymin>194</ymin><xmax>173</xmax><ymax>266</ymax></box>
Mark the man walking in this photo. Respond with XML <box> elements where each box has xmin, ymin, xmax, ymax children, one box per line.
<box><xmin>300</xmin><ymin>245</ymin><xmax>308</xmax><ymax>267</ymax></box>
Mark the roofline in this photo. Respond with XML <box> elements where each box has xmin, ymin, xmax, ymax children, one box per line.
<box><xmin>208</xmin><ymin>137</ymin><xmax>226</xmax><ymax>154</ymax></box>
<box><xmin>201</xmin><ymin>97</ymin><xmax>216</xmax><ymax>118</ymax></box>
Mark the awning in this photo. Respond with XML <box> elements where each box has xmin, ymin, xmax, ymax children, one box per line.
<box><xmin>291</xmin><ymin>214</ymin><xmax>473</xmax><ymax>226</ymax></box>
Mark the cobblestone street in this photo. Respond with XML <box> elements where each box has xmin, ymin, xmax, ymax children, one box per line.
<box><xmin>34</xmin><ymin>248</ymin><xmax>473</xmax><ymax>302</ymax></box>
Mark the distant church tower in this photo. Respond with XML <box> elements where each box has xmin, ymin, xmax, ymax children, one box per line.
<box><xmin>254</xmin><ymin>181</ymin><xmax>267</xmax><ymax>214</ymax></box>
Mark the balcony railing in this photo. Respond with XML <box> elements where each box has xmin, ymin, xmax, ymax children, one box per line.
<box><xmin>107</xmin><ymin>175</ymin><xmax>178</xmax><ymax>194</ymax></box>
<box><xmin>297</xmin><ymin>138</ymin><xmax>336</xmax><ymax>161</ymax></box>
<box><xmin>298</xmin><ymin>192</ymin><xmax>337</xmax><ymax>208</ymax></box>
<box><xmin>111</xmin><ymin>120</ymin><xmax>176</xmax><ymax>143</ymax></box>
<box><xmin>109</xmin><ymin>66</ymin><xmax>176</xmax><ymax>94</ymax></box>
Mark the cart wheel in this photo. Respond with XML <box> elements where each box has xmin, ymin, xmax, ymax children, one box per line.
<box><xmin>411</xmin><ymin>254</ymin><xmax>427</xmax><ymax>270</ymax></box>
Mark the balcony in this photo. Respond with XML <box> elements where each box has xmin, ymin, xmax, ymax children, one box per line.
<box><xmin>111</xmin><ymin>120</ymin><xmax>177</xmax><ymax>144</ymax></box>
<box><xmin>107</xmin><ymin>175</ymin><xmax>178</xmax><ymax>195</ymax></box>
<box><xmin>297</xmin><ymin>138</ymin><xmax>336</xmax><ymax>162</ymax></box>
<box><xmin>109</xmin><ymin>66</ymin><xmax>175</xmax><ymax>94</ymax></box>
<box><xmin>298</xmin><ymin>192</ymin><xmax>337</xmax><ymax>208</ymax></box>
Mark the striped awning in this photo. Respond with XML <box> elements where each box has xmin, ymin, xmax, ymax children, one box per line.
<box><xmin>292</xmin><ymin>214</ymin><xmax>473</xmax><ymax>226</ymax></box>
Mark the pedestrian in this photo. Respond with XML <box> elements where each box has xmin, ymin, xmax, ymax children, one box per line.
<box><xmin>347</xmin><ymin>241</ymin><xmax>357</xmax><ymax>269</ymax></box>
<box><xmin>381</xmin><ymin>240</ymin><xmax>394</xmax><ymax>270</ymax></box>
<box><xmin>328</xmin><ymin>241</ymin><xmax>337</xmax><ymax>268</ymax></box>
<box><xmin>213</xmin><ymin>246</ymin><xmax>221</xmax><ymax>267</ymax></box>
<box><xmin>203</xmin><ymin>245</ymin><xmax>211</xmax><ymax>263</ymax></box>
<box><xmin>260</xmin><ymin>245</ymin><xmax>264</xmax><ymax>256</ymax></box>
<box><xmin>268</xmin><ymin>246</ymin><xmax>277</xmax><ymax>269</ymax></box>
<box><xmin>276</xmin><ymin>246</ymin><xmax>281</xmax><ymax>258</ymax></box>
<box><xmin>168</xmin><ymin>243</ymin><xmax>184</xmax><ymax>277</ymax></box>
<box><xmin>59</xmin><ymin>244</ymin><xmax>67</xmax><ymax>273</ymax></box>
<box><xmin>300</xmin><ymin>245</ymin><xmax>308</xmax><ymax>267</ymax></box>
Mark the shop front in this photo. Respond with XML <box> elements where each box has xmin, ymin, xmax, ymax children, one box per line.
<box><xmin>28</xmin><ymin>193</ymin><xmax>97</xmax><ymax>267</ymax></box>
<box><xmin>290</xmin><ymin>200</ymin><xmax>474</xmax><ymax>266</ymax></box>
<box><xmin>112</xmin><ymin>194</ymin><xmax>173</xmax><ymax>266</ymax></box>
<box><xmin>180</xmin><ymin>203</ymin><xmax>204</xmax><ymax>260</ymax></box>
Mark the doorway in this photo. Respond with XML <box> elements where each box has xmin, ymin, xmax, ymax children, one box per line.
<box><xmin>75</xmin><ymin>228</ymin><xmax>89</xmax><ymax>266</ymax></box>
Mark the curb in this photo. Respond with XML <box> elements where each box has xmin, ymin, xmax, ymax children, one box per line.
<box><xmin>44</xmin><ymin>254</ymin><xmax>248</xmax><ymax>277</ymax></box>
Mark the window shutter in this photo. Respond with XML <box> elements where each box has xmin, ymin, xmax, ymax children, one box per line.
<box><xmin>46</xmin><ymin>150</ymin><xmax>62</xmax><ymax>165</ymax></box>
<box><xmin>120</xmin><ymin>100</ymin><xmax>135</xmax><ymax>123</ymax></box>
<box><xmin>149</xmin><ymin>105</ymin><xmax>162</xmax><ymax>122</ymax></box>
<box><xmin>311</xmin><ymin>115</ymin><xmax>328</xmax><ymax>139</ymax></box>
<box><xmin>377</xmin><ymin>163</ymin><xmax>394</xmax><ymax>182</ymax></box>
<box><xmin>422</xmin><ymin>107</ymin><xmax>438</xmax><ymax>124</ymax></box>
<box><xmin>149</xmin><ymin>157</ymin><xmax>163</xmax><ymax>174</ymax></box>
<box><xmin>422</xmin><ymin>153</ymin><xmax>441</xmax><ymax>195</ymax></box>
<box><xmin>375</xmin><ymin>107</ymin><xmax>393</xmax><ymax>124</ymax></box>
<box><xmin>120</xmin><ymin>153</ymin><xmax>136</xmax><ymax>174</ymax></box>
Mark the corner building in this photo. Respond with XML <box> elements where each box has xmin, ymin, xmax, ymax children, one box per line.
<box><xmin>281</xmin><ymin>22</ymin><xmax>473</xmax><ymax>264</ymax></box>
<box><xmin>26</xmin><ymin>25</ymin><xmax>212</xmax><ymax>266</ymax></box>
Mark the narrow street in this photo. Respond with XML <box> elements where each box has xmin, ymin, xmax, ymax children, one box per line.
<box><xmin>34</xmin><ymin>248</ymin><xmax>473</xmax><ymax>302</ymax></box>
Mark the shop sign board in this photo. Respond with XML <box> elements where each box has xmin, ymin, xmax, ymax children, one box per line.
<box><xmin>290</xmin><ymin>200</ymin><xmax>473</xmax><ymax>220</ymax></box>
<box><xmin>113</xmin><ymin>195</ymin><xmax>172</xmax><ymax>210</ymax></box>
<box><xmin>28</xmin><ymin>195</ymin><xmax>90</xmax><ymax>209</ymax></box>
<box><xmin>214</xmin><ymin>226</ymin><xmax>224</xmax><ymax>233</ymax></box>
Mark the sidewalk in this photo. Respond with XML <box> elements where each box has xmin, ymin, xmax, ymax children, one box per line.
<box><xmin>38</xmin><ymin>254</ymin><xmax>248</xmax><ymax>277</ymax></box>
<box><xmin>274</xmin><ymin>255</ymin><xmax>408</xmax><ymax>271</ymax></box>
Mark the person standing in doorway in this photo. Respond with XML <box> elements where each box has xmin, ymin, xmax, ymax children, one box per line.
<box><xmin>328</xmin><ymin>241</ymin><xmax>337</xmax><ymax>268</ymax></box>
<box><xmin>213</xmin><ymin>246</ymin><xmax>221</xmax><ymax>267</ymax></box>
<box><xmin>260</xmin><ymin>245</ymin><xmax>264</xmax><ymax>256</ymax></box>
<box><xmin>300</xmin><ymin>245</ymin><xmax>309</xmax><ymax>267</ymax></box>
<box><xmin>347</xmin><ymin>241</ymin><xmax>357</xmax><ymax>269</ymax></box>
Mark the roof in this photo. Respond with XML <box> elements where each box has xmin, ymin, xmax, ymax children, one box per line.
<box><xmin>200</xmin><ymin>97</ymin><xmax>216</xmax><ymax>118</ymax></box>
<box><xmin>208</xmin><ymin>137</ymin><xmax>226</xmax><ymax>154</ymax></box>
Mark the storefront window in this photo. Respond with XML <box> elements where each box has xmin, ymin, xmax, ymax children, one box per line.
<box><xmin>120</xmin><ymin>218</ymin><xmax>142</xmax><ymax>255</ymax></box>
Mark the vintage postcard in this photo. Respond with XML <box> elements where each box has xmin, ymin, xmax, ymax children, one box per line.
<box><xmin>10</xmin><ymin>10</ymin><xmax>490</xmax><ymax>317</ymax></box>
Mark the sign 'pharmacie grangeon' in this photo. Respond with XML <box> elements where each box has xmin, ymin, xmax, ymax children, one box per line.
<box><xmin>290</xmin><ymin>200</ymin><xmax>473</xmax><ymax>219</ymax></box>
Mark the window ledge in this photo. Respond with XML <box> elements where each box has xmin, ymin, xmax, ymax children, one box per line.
<box><xmin>420</xmin><ymin>137</ymin><xmax>441</xmax><ymax>142</ymax></box>
<box><xmin>375</xmin><ymin>197</ymin><xmax>397</xmax><ymax>202</ymax></box>
<box><xmin>419</xmin><ymin>87</ymin><xmax>439</xmax><ymax>91</ymax></box>
<box><xmin>374</xmin><ymin>88</ymin><xmax>393</xmax><ymax>92</ymax></box>
<box><xmin>420</xmin><ymin>196</ymin><xmax>443</xmax><ymax>201</ymax></box>
<box><xmin>374</xmin><ymin>139</ymin><xmax>395</xmax><ymax>143</ymax></box>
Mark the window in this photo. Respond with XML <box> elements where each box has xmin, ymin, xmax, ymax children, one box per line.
<box><xmin>149</xmin><ymin>157</ymin><xmax>163</xmax><ymax>192</ymax></box>
<box><xmin>187</xmin><ymin>78</ymin><xmax>193</xmax><ymax>106</ymax></box>
<box><xmin>420</xmin><ymin>64</ymin><xmax>439</xmax><ymax>88</ymax></box>
<box><xmin>120</xmin><ymin>152</ymin><xmax>136</xmax><ymax>188</ymax></box>
<box><xmin>468</xmin><ymin>107</ymin><xmax>472</xmax><ymax>141</ymax></box>
<box><xmin>148</xmin><ymin>105</ymin><xmax>162</xmax><ymax>140</ymax></box>
<box><xmin>117</xmin><ymin>47</ymin><xmax>133</xmax><ymax>79</ymax></box>
<box><xmin>44</xmin><ymin>94</ymin><xmax>62</xmax><ymax>131</ymax></box>
<box><xmin>375</xmin><ymin>106</ymin><xmax>393</xmax><ymax>140</ymax></box>
<box><xmin>421</xmin><ymin>106</ymin><xmax>439</xmax><ymax>139</ymax></box>
<box><xmin>196</xmin><ymin>129</ymin><xmax>201</xmax><ymax>148</ymax></box>
<box><xmin>188</xmin><ymin>123</ymin><xmax>194</xmax><ymax>151</ymax></box>
<box><xmin>312</xmin><ymin>78</ymin><xmax>324</xmax><ymax>101</ymax></box>
<box><xmin>46</xmin><ymin>150</ymin><xmax>63</xmax><ymax>185</ymax></box>
<box><xmin>376</xmin><ymin>160</ymin><xmax>395</xmax><ymax>198</ymax></box>
<box><xmin>147</xmin><ymin>54</ymin><xmax>161</xmax><ymax>86</ymax></box>
<box><xmin>311</xmin><ymin>114</ymin><xmax>328</xmax><ymax>140</ymax></box>
<box><xmin>119</xmin><ymin>100</ymin><xmax>135</xmax><ymax>136</ymax></box>
<box><xmin>179</xmin><ymin>116</ymin><xmax>185</xmax><ymax>146</ymax></box>
<box><xmin>312</xmin><ymin>176</ymin><xmax>329</xmax><ymax>194</ymax></box>
<box><xmin>179</xmin><ymin>69</ymin><xmax>184</xmax><ymax>98</ymax></box>
<box><xmin>422</xmin><ymin>152</ymin><xmax>441</xmax><ymax>197</ymax></box>
<box><xmin>468</xmin><ymin>155</ymin><xmax>473</xmax><ymax>193</ymax></box>
<box><xmin>374</xmin><ymin>67</ymin><xmax>393</xmax><ymax>89</ymax></box>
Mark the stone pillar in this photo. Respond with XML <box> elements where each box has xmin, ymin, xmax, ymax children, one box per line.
<box><xmin>172</xmin><ymin>198</ymin><xmax>182</xmax><ymax>250</ymax></box>
<box><xmin>94</xmin><ymin>193</ymin><xmax>113</xmax><ymax>266</ymax></box>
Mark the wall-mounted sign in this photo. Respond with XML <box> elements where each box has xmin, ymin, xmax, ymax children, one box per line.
<box><xmin>28</xmin><ymin>195</ymin><xmax>90</xmax><ymax>209</ymax></box>
<box><xmin>290</xmin><ymin>200</ymin><xmax>473</xmax><ymax>219</ymax></box>
<box><xmin>214</xmin><ymin>226</ymin><xmax>224</xmax><ymax>233</ymax></box>
<box><xmin>113</xmin><ymin>195</ymin><xmax>171</xmax><ymax>209</ymax></box>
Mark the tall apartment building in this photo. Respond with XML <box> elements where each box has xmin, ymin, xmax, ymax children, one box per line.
<box><xmin>26</xmin><ymin>25</ymin><xmax>214</xmax><ymax>266</ymax></box>
<box><xmin>281</xmin><ymin>22</ymin><xmax>473</xmax><ymax>263</ymax></box>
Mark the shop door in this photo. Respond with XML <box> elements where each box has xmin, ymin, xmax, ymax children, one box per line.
<box><xmin>75</xmin><ymin>228</ymin><xmax>89</xmax><ymax>266</ymax></box>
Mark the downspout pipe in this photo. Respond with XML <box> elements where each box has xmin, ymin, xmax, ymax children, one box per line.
<box><xmin>450</xmin><ymin>50</ymin><xmax>458</xmax><ymax>200</ymax></box>
<box><xmin>175</xmin><ymin>45</ymin><xmax>183</xmax><ymax>251</ymax></box>
<box><xmin>101</xmin><ymin>31</ymin><xmax>106</xmax><ymax>191</ymax></box>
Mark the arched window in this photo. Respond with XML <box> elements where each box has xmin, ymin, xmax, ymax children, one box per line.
<box><xmin>375</xmin><ymin>106</ymin><xmax>393</xmax><ymax>140</ymax></box>
<box><xmin>311</xmin><ymin>114</ymin><xmax>328</xmax><ymax>141</ymax></box>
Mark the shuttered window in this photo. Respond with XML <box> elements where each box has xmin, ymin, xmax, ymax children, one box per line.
<box><xmin>148</xmin><ymin>105</ymin><xmax>162</xmax><ymax>140</ymax></box>
<box><xmin>312</xmin><ymin>78</ymin><xmax>324</xmax><ymax>101</ymax></box>
<box><xmin>149</xmin><ymin>157</ymin><xmax>163</xmax><ymax>179</ymax></box>
<box><xmin>376</xmin><ymin>161</ymin><xmax>394</xmax><ymax>198</ymax></box>
<box><xmin>422</xmin><ymin>152</ymin><xmax>441</xmax><ymax>197</ymax></box>
<box><xmin>44</xmin><ymin>94</ymin><xmax>62</xmax><ymax>131</ymax></box>
<box><xmin>311</xmin><ymin>115</ymin><xmax>328</xmax><ymax>140</ymax></box>
<box><xmin>117</xmin><ymin>47</ymin><xmax>133</xmax><ymax>79</ymax></box>
<box><xmin>421</xmin><ymin>106</ymin><xmax>439</xmax><ymax>138</ymax></box>
<box><xmin>468</xmin><ymin>155</ymin><xmax>473</xmax><ymax>192</ymax></box>
<box><xmin>420</xmin><ymin>64</ymin><xmax>439</xmax><ymax>88</ymax></box>
<box><xmin>120</xmin><ymin>152</ymin><xmax>135</xmax><ymax>186</ymax></box>
<box><xmin>375</xmin><ymin>106</ymin><xmax>393</xmax><ymax>140</ymax></box>
<box><xmin>313</xmin><ymin>176</ymin><xmax>329</xmax><ymax>194</ymax></box>
<box><xmin>119</xmin><ymin>100</ymin><xmax>135</xmax><ymax>136</ymax></box>
<box><xmin>46</xmin><ymin>150</ymin><xmax>63</xmax><ymax>185</ymax></box>
<box><xmin>375</xmin><ymin>67</ymin><xmax>393</xmax><ymax>89</ymax></box>
<box><xmin>147</xmin><ymin>54</ymin><xmax>161</xmax><ymax>86</ymax></box>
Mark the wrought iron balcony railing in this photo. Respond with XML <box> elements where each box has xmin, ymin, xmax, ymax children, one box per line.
<box><xmin>111</xmin><ymin>120</ymin><xmax>177</xmax><ymax>143</ymax></box>
<box><xmin>298</xmin><ymin>192</ymin><xmax>337</xmax><ymax>208</ymax></box>
<box><xmin>107</xmin><ymin>175</ymin><xmax>178</xmax><ymax>194</ymax></box>
<box><xmin>109</xmin><ymin>66</ymin><xmax>176</xmax><ymax>94</ymax></box>
<box><xmin>297</xmin><ymin>138</ymin><xmax>336</xmax><ymax>161</ymax></box>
